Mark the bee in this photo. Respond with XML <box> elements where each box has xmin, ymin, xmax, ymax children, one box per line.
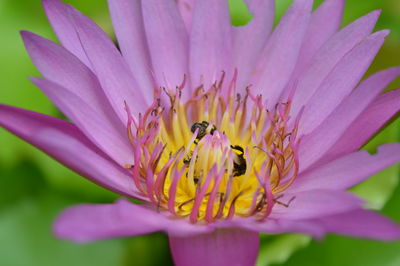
<box><xmin>186</xmin><ymin>122</ymin><xmax>247</xmax><ymax>179</ymax></box>
<box><xmin>184</xmin><ymin>121</ymin><xmax>215</xmax><ymax>168</ymax></box>
<box><xmin>190</xmin><ymin>121</ymin><xmax>216</xmax><ymax>143</ymax></box>
<box><xmin>231</xmin><ymin>145</ymin><xmax>247</xmax><ymax>177</ymax></box>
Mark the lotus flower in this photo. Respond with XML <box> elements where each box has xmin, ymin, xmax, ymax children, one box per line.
<box><xmin>1</xmin><ymin>0</ymin><xmax>399</xmax><ymax>265</ymax></box>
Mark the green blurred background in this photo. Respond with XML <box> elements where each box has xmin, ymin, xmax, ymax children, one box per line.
<box><xmin>0</xmin><ymin>0</ymin><xmax>399</xmax><ymax>265</ymax></box>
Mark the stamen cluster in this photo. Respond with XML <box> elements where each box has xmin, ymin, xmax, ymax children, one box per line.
<box><xmin>125</xmin><ymin>75</ymin><xmax>302</xmax><ymax>223</ymax></box>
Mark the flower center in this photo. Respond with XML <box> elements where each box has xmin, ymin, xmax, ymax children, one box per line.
<box><xmin>125</xmin><ymin>75</ymin><xmax>302</xmax><ymax>223</ymax></box>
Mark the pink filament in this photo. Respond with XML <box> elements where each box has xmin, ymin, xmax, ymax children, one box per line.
<box><xmin>189</xmin><ymin>166</ymin><xmax>217</xmax><ymax>223</ymax></box>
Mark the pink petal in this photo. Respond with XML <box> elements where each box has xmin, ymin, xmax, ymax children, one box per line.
<box><xmin>54</xmin><ymin>199</ymin><xmax>211</xmax><ymax>243</ymax></box>
<box><xmin>20</xmin><ymin>31</ymin><xmax>123</xmax><ymax>131</ymax></box>
<box><xmin>239</xmin><ymin>208</ymin><xmax>400</xmax><ymax>241</ymax></box>
<box><xmin>176</xmin><ymin>0</ymin><xmax>195</xmax><ymax>32</ymax></box>
<box><xmin>107</xmin><ymin>0</ymin><xmax>154</xmax><ymax>93</ymax></box>
<box><xmin>290</xmin><ymin>10</ymin><xmax>381</xmax><ymax>116</ymax></box>
<box><xmin>290</xmin><ymin>144</ymin><xmax>400</xmax><ymax>193</ymax></box>
<box><xmin>250</xmin><ymin>219</ymin><xmax>324</xmax><ymax>238</ymax></box>
<box><xmin>215</xmin><ymin>217</ymin><xmax>325</xmax><ymax>238</ymax></box>
<box><xmin>31</xmin><ymin>78</ymin><xmax>133</xmax><ymax>165</ymax></box>
<box><xmin>0</xmin><ymin>105</ymin><xmax>142</xmax><ymax>199</ymax></box>
<box><xmin>317</xmin><ymin>209</ymin><xmax>400</xmax><ymax>240</ymax></box>
<box><xmin>299</xmin><ymin>66</ymin><xmax>400</xmax><ymax>170</ymax></box>
<box><xmin>54</xmin><ymin>200</ymin><xmax>159</xmax><ymax>243</ymax></box>
<box><xmin>190</xmin><ymin>0</ymin><xmax>232</xmax><ymax>90</ymax></box>
<box><xmin>142</xmin><ymin>0</ymin><xmax>188</xmax><ymax>89</ymax></box>
<box><xmin>291</xmin><ymin>0</ymin><xmax>344</xmax><ymax>79</ymax></box>
<box><xmin>169</xmin><ymin>229</ymin><xmax>259</xmax><ymax>266</ymax></box>
<box><xmin>299</xmin><ymin>30</ymin><xmax>388</xmax><ymax>136</ymax></box>
<box><xmin>68</xmin><ymin>5</ymin><xmax>151</xmax><ymax>119</ymax></box>
<box><xmin>326</xmin><ymin>88</ymin><xmax>400</xmax><ymax>159</ymax></box>
<box><xmin>233</xmin><ymin>0</ymin><xmax>275</xmax><ymax>90</ymax></box>
<box><xmin>270</xmin><ymin>190</ymin><xmax>363</xmax><ymax>220</ymax></box>
<box><xmin>42</xmin><ymin>0</ymin><xmax>90</xmax><ymax>67</ymax></box>
<box><xmin>249</xmin><ymin>0</ymin><xmax>312</xmax><ymax>106</ymax></box>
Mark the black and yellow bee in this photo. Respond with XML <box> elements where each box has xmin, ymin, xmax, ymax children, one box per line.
<box><xmin>190</xmin><ymin>121</ymin><xmax>216</xmax><ymax>143</ymax></box>
<box><xmin>230</xmin><ymin>145</ymin><xmax>247</xmax><ymax>177</ymax></box>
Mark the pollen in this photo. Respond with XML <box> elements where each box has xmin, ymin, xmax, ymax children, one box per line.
<box><xmin>125</xmin><ymin>73</ymin><xmax>302</xmax><ymax>224</ymax></box>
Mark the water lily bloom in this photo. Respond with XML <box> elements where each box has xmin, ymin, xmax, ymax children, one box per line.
<box><xmin>1</xmin><ymin>0</ymin><xmax>400</xmax><ymax>264</ymax></box>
